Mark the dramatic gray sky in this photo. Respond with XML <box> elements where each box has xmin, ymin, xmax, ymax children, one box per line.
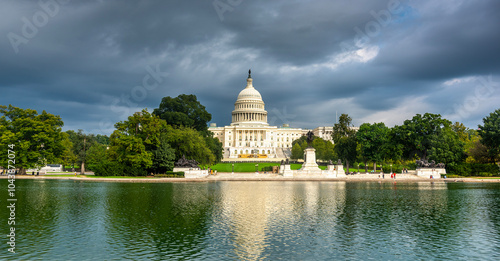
<box><xmin>1</xmin><ymin>0</ymin><xmax>499</xmax><ymax>135</ymax></box>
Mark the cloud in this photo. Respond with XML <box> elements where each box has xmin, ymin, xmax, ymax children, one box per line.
<box><xmin>0</xmin><ymin>0</ymin><xmax>499</xmax><ymax>135</ymax></box>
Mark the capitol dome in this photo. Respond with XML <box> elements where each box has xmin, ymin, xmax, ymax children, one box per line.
<box><xmin>236</xmin><ymin>82</ymin><xmax>263</xmax><ymax>100</ymax></box>
<box><xmin>231</xmin><ymin>70</ymin><xmax>268</xmax><ymax>126</ymax></box>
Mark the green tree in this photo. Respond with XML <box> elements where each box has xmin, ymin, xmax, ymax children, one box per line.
<box><xmin>357</xmin><ymin>122</ymin><xmax>390</xmax><ymax>172</ymax></box>
<box><xmin>85</xmin><ymin>143</ymin><xmax>107</xmax><ymax>171</ymax></box>
<box><xmin>332</xmin><ymin>114</ymin><xmax>357</xmax><ymax>171</ymax></box>
<box><xmin>428</xmin><ymin>127</ymin><xmax>465</xmax><ymax>164</ymax></box>
<box><xmin>153</xmin><ymin>94</ymin><xmax>212</xmax><ymax>133</ymax></box>
<box><xmin>291</xmin><ymin>142</ymin><xmax>303</xmax><ymax>160</ymax></box>
<box><xmin>107</xmin><ymin>109</ymin><xmax>171</xmax><ymax>175</ymax></box>
<box><xmin>291</xmin><ymin>135</ymin><xmax>334</xmax><ymax>161</ymax></box>
<box><xmin>478</xmin><ymin>108</ymin><xmax>500</xmax><ymax>163</ymax></box>
<box><xmin>332</xmin><ymin>114</ymin><xmax>355</xmax><ymax>143</ymax></box>
<box><xmin>66</xmin><ymin>129</ymin><xmax>96</xmax><ymax>174</ymax></box>
<box><xmin>452</xmin><ymin>122</ymin><xmax>470</xmax><ymax>143</ymax></box>
<box><xmin>204</xmin><ymin>132</ymin><xmax>223</xmax><ymax>164</ymax></box>
<box><xmin>167</xmin><ymin>126</ymin><xmax>216</xmax><ymax>165</ymax></box>
<box><xmin>324</xmin><ymin>141</ymin><xmax>336</xmax><ymax>161</ymax></box>
<box><xmin>95</xmin><ymin>134</ymin><xmax>110</xmax><ymax>145</ymax></box>
<box><xmin>466</xmin><ymin>137</ymin><xmax>490</xmax><ymax>163</ymax></box>
<box><xmin>153</xmin><ymin>94</ymin><xmax>222</xmax><ymax>162</ymax></box>
<box><xmin>392</xmin><ymin>113</ymin><xmax>450</xmax><ymax>160</ymax></box>
<box><xmin>150</xmin><ymin>135</ymin><xmax>176</xmax><ymax>174</ymax></box>
<box><xmin>0</xmin><ymin>105</ymin><xmax>64</xmax><ymax>174</ymax></box>
<box><xmin>312</xmin><ymin>138</ymin><xmax>326</xmax><ymax>160</ymax></box>
<box><xmin>57</xmin><ymin>132</ymin><xmax>77</xmax><ymax>167</ymax></box>
<box><xmin>108</xmin><ymin>134</ymin><xmax>152</xmax><ymax>176</ymax></box>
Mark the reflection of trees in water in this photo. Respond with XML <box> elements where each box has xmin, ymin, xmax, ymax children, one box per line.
<box><xmin>4</xmin><ymin>180</ymin><xmax>111</xmax><ymax>259</ymax></box>
<box><xmin>104</xmin><ymin>182</ymin><xmax>215</xmax><ymax>259</ymax></box>
<box><xmin>9</xmin><ymin>180</ymin><xmax>59</xmax><ymax>258</ymax></box>
<box><xmin>7</xmin><ymin>180</ymin><xmax>499</xmax><ymax>260</ymax></box>
<box><xmin>332</xmin><ymin>182</ymin><xmax>453</xmax><ymax>258</ymax></box>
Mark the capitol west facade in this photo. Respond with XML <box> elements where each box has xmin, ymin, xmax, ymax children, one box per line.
<box><xmin>209</xmin><ymin>71</ymin><xmax>341</xmax><ymax>161</ymax></box>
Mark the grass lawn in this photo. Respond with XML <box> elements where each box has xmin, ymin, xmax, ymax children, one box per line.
<box><xmin>43</xmin><ymin>175</ymin><xmax>152</xmax><ymax>178</ymax></box>
<box><xmin>211</xmin><ymin>162</ymin><xmax>279</xmax><ymax>172</ymax></box>
<box><xmin>210</xmin><ymin>162</ymin><xmax>327</xmax><ymax>172</ymax></box>
<box><xmin>44</xmin><ymin>175</ymin><xmax>87</xmax><ymax>177</ymax></box>
<box><xmin>87</xmin><ymin>176</ymin><xmax>152</xmax><ymax>178</ymax></box>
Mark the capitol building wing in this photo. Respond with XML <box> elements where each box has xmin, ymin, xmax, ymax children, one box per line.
<box><xmin>209</xmin><ymin>71</ymin><xmax>335</xmax><ymax>161</ymax></box>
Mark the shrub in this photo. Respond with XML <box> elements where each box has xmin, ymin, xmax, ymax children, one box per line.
<box><xmin>407</xmin><ymin>162</ymin><xmax>417</xmax><ymax>170</ymax></box>
<box><xmin>154</xmin><ymin>172</ymin><xmax>184</xmax><ymax>178</ymax></box>
<box><xmin>261</xmin><ymin>166</ymin><xmax>273</xmax><ymax>172</ymax></box>
<box><xmin>93</xmin><ymin>161</ymin><xmax>123</xmax><ymax>176</ymax></box>
<box><xmin>447</xmin><ymin>163</ymin><xmax>499</xmax><ymax>177</ymax></box>
<box><xmin>381</xmin><ymin>164</ymin><xmax>403</xmax><ymax>173</ymax></box>
<box><xmin>93</xmin><ymin>160</ymin><xmax>147</xmax><ymax>176</ymax></box>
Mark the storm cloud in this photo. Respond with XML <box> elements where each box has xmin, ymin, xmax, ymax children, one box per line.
<box><xmin>1</xmin><ymin>0</ymin><xmax>499</xmax><ymax>135</ymax></box>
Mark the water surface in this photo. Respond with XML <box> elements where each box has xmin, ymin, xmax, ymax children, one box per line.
<box><xmin>0</xmin><ymin>180</ymin><xmax>499</xmax><ymax>260</ymax></box>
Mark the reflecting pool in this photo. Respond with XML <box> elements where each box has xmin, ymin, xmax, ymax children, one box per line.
<box><xmin>0</xmin><ymin>180</ymin><xmax>499</xmax><ymax>260</ymax></box>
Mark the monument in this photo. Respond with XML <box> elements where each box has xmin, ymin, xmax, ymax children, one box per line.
<box><xmin>279</xmin><ymin>131</ymin><xmax>346</xmax><ymax>178</ymax></box>
<box><xmin>281</xmin><ymin>158</ymin><xmax>293</xmax><ymax>177</ymax></box>
<box><xmin>415</xmin><ymin>160</ymin><xmax>446</xmax><ymax>179</ymax></box>
<box><xmin>173</xmin><ymin>155</ymin><xmax>209</xmax><ymax>178</ymax></box>
<box><xmin>326</xmin><ymin>159</ymin><xmax>345</xmax><ymax>176</ymax></box>
<box><xmin>300</xmin><ymin>131</ymin><xmax>321</xmax><ymax>172</ymax></box>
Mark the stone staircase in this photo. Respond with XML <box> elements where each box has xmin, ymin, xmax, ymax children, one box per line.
<box><xmin>282</xmin><ymin>148</ymin><xmax>292</xmax><ymax>158</ymax></box>
<box><xmin>274</xmin><ymin>148</ymin><xmax>291</xmax><ymax>159</ymax></box>
<box><xmin>275</xmin><ymin>149</ymin><xmax>285</xmax><ymax>159</ymax></box>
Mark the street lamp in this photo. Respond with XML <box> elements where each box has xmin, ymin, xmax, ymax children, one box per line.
<box><xmin>255</xmin><ymin>164</ymin><xmax>258</xmax><ymax>173</ymax></box>
<box><xmin>390</xmin><ymin>164</ymin><xmax>393</xmax><ymax>174</ymax></box>
<box><xmin>232</xmin><ymin>163</ymin><xmax>234</xmax><ymax>173</ymax></box>
<box><xmin>357</xmin><ymin>163</ymin><xmax>360</xmax><ymax>174</ymax></box>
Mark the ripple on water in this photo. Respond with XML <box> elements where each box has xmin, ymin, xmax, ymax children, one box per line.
<box><xmin>1</xmin><ymin>180</ymin><xmax>499</xmax><ymax>260</ymax></box>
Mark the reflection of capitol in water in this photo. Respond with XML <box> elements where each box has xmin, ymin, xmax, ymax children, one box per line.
<box><xmin>211</xmin><ymin>182</ymin><xmax>346</xmax><ymax>260</ymax></box>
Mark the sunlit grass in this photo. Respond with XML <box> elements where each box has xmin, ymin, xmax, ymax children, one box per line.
<box><xmin>210</xmin><ymin>162</ymin><xmax>328</xmax><ymax>172</ymax></box>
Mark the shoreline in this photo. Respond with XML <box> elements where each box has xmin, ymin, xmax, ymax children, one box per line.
<box><xmin>1</xmin><ymin>173</ymin><xmax>499</xmax><ymax>183</ymax></box>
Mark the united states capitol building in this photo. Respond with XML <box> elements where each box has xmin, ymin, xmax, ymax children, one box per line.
<box><xmin>209</xmin><ymin>71</ymin><xmax>355</xmax><ymax>161</ymax></box>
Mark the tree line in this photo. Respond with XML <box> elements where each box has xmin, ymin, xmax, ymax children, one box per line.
<box><xmin>0</xmin><ymin>94</ymin><xmax>223</xmax><ymax>176</ymax></box>
<box><xmin>290</xmin><ymin>110</ymin><xmax>500</xmax><ymax>175</ymax></box>
<box><xmin>1</xmin><ymin>101</ymin><xmax>499</xmax><ymax>176</ymax></box>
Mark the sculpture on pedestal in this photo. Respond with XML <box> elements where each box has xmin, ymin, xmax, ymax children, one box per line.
<box><xmin>416</xmin><ymin>159</ymin><xmax>445</xmax><ymax>169</ymax></box>
<box><xmin>174</xmin><ymin>155</ymin><xmax>200</xmax><ymax>168</ymax></box>
<box><xmin>306</xmin><ymin>131</ymin><xmax>314</xmax><ymax>148</ymax></box>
